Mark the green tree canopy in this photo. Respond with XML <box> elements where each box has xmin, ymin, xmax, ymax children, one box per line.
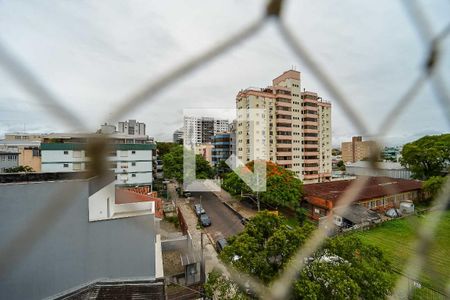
<box><xmin>162</xmin><ymin>145</ymin><xmax>214</xmax><ymax>183</ymax></box>
<box><xmin>400</xmin><ymin>134</ymin><xmax>450</xmax><ymax>180</ymax></box>
<box><xmin>4</xmin><ymin>165</ymin><xmax>34</xmax><ymax>173</ymax></box>
<box><xmin>217</xmin><ymin>212</ymin><xmax>395</xmax><ymax>299</ymax></box>
<box><xmin>423</xmin><ymin>176</ymin><xmax>446</xmax><ymax>201</ymax></box>
<box><xmin>156</xmin><ymin>142</ymin><xmax>178</xmax><ymax>157</ymax></box>
<box><xmin>222</xmin><ymin>161</ymin><xmax>303</xmax><ymax>209</ymax></box>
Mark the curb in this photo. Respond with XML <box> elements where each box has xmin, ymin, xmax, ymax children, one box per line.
<box><xmin>222</xmin><ymin>201</ymin><xmax>244</xmax><ymax>220</ymax></box>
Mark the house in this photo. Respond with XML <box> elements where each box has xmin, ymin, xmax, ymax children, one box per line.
<box><xmin>0</xmin><ymin>171</ymin><xmax>164</xmax><ymax>300</ymax></box>
<box><xmin>302</xmin><ymin>176</ymin><xmax>422</xmax><ymax>221</ymax></box>
<box><xmin>333</xmin><ymin>205</ymin><xmax>381</xmax><ymax>228</ymax></box>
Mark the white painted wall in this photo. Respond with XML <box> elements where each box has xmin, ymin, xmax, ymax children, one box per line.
<box><xmin>88</xmin><ymin>181</ymin><xmax>115</xmax><ymax>221</ymax></box>
<box><xmin>42</xmin><ymin>149</ymin><xmax>153</xmax><ymax>186</ymax></box>
<box><xmin>88</xmin><ymin>181</ymin><xmax>155</xmax><ymax>221</ymax></box>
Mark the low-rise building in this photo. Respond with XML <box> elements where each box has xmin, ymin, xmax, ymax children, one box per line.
<box><xmin>0</xmin><ymin>140</ymin><xmax>41</xmax><ymax>172</ymax></box>
<box><xmin>302</xmin><ymin>176</ymin><xmax>422</xmax><ymax>221</ymax></box>
<box><xmin>0</xmin><ymin>171</ymin><xmax>164</xmax><ymax>300</ymax></box>
<box><xmin>194</xmin><ymin>144</ymin><xmax>213</xmax><ymax>165</ymax></box>
<box><xmin>0</xmin><ymin>151</ymin><xmax>19</xmax><ymax>172</ymax></box>
<box><xmin>41</xmin><ymin>133</ymin><xmax>155</xmax><ymax>187</ymax></box>
<box><xmin>346</xmin><ymin>161</ymin><xmax>412</xmax><ymax>179</ymax></box>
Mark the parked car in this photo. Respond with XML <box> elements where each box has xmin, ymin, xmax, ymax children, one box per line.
<box><xmin>199</xmin><ymin>214</ymin><xmax>211</xmax><ymax>227</ymax></box>
<box><xmin>193</xmin><ymin>204</ymin><xmax>205</xmax><ymax>216</ymax></box>
<box><xmin>216</xmin><ymin>238</ymin><xmax>228</xmax><ymax>253</ymax></box>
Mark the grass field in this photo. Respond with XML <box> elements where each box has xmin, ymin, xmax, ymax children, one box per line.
<box><xmin>352</xmin><ymin>211</ymin><xmax>450</xmax><ymax>293</ymax></box>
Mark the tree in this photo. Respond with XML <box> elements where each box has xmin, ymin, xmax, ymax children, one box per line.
<box><xmin>401</xmin><ymin>134</ymin><xmax>450</xmax><ymax>180</ymax></box>
<box><xmin>218</xmin><ymin>212</ymin><xmax>395</xmax><ymax>299</ymax></box>
<box><xmin>4</xmin><ymin>165</ymin><xmax>34</xmax><ymax>173</ymax></box>
<box><xmin>423</xmin><ymin>176</ymin><xmax>446</xmax><ymax>201</ymax></box>
<box><xmin>156</xmin><ymin>142</ymin><xmax>178</xmax><ymax>157</ymax></box>
<box><xmin>204</xmin><ymin>269</ymin><xmax>248</xmax><ymax>300</ymax></box>
<box><xmin>336</xmin><ymin>160</ymin><xmax>346</xmax><ymax>171</ymax></box>
<box><xmin>220</xmin><ymin>211</ymin><xmax>315</xmax><ymax>283</ymax></box>
<box><xmin>332</xmin><ymin>148</ymin><xmax>341</xmax><ymax>156</ymax></box>
<box><xmin>222</xmin><ymin>161</ymin><xmax>303</xmax><ymax>209</ymax></box>
<box><xmin>162</xmin><ymin>145</ymin><xmax>214</xmax><ymax>183</ymax></box>
<box><xmin>214</xmin><ymin>160</ymin><xmax>233</xmax><ymax>178</ymax></box>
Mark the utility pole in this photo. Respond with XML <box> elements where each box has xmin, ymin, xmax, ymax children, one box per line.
<box><xmin>200</xmin><ymin>232</ymin><xmax>205</xmax><ymax>284</ymax></box>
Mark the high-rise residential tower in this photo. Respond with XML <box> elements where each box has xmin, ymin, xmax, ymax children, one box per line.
<box><xmin>183</xmin><ymin>116</ymin><xmax>229</xmax><ymax>146</ymax></box>
<box><xmin>118</xmin><ymin>119</ymin><xmax>146</xmax><ymax>136</ymax></box>
<box><xmin>235</xmin><ymin>70</ymin><xmax>332</xmax><ymax>183</ymax></box>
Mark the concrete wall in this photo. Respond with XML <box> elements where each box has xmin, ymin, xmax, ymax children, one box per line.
<box><xmin>0</xmin><ymin>179</ymin><xmax>157</xmax><ymax>300</ymax></box>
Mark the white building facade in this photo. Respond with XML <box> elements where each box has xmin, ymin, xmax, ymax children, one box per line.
<box><xmin>41</xmin><ymin>134</ymin><xmax>155</xmax><ymax>187</ymax></box>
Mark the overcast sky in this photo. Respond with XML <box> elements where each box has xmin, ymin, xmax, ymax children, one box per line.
<box><xmin>0</xmin><ymin>0</ymin><xmax>449</xmax><ymax>147</ymax></box>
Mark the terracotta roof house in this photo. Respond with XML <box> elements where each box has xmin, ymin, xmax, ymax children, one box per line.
<box><xmin>302</xmin><ymin>176</ymin><xmax>422</xmax><ymax>221</ymax></box>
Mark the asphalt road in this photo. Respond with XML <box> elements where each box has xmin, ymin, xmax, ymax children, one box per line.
<box><xmin>190</xmin><ymin>191</ymin><xmax>244</xmax><ymax>241</ymax></box>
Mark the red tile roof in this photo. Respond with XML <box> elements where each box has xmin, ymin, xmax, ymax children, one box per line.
<box><xmin>116</xmin><ymin>188</ymin><xmax>163</xmax><ymax>218</ymax></box>
<box><xmin>303</xmin><ymin>176</ymin><xmax>422</xmax><ymax>206</ymax></box>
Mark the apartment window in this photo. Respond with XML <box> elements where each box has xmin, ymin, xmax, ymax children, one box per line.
<box><xmin>63</xmin><ymin>151</ymin><xmax>69</xmax><ymax>155</ymax></box>
<box><xmin>131</xmin><ymin>162</ymin><xmax>136</xmax><ymax>166</ymax></box>
<box><xmin>132</xmin><ymin>174</ymin><xmax>136</xmax><ymax>177</ymax></box>
<box><xmin>132</xmin><ymin>150</ymin><xmax>136</xmax><ymax>154</ymax></box>
<box><xmin>63</xmin><ymin>163</ymin><xmax>69</xmax><ymax>168</ymax></box>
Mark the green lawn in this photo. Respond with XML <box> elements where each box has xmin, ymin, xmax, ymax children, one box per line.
<box><xmin>352</xmin><ymin>211</ymin><xmax>450</xmax><ymax>293</ymax></box>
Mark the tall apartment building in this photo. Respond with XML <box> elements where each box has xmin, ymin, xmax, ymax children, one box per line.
<box><xmin>41</xmin><ymin>133</ymin><xmax>155</xmax><ymax>187</ymax></box>
<box><xmin>214</xmin><ymin>119</ymin><xmax>230</xmax><ymax>135</ymax></box>
<box><xmin>341</xmin><ymin>136</ymin><xmax>378</xmax><ymax>163</ymax></box>
<box><xmin>118</xmin><ymin>119</ymin><xmax>146</xmax><ymax>136</ymax></box>
<box><xmin>235</xmin><ymin>70</ymin><xmax>332</xmax><ymax>183</ymax></box>
<box><xmin>173</xmin><ymin>128</ymin><xmax>184</xmax><ymax>144</ymax></box>
<box><xmin>183</xmin><ymin>116</ymin><xmax>229</xmax><ymax>146</ymax></box>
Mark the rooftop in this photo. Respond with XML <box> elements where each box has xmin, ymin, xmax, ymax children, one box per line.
<box><xmin>0</xmin><ymin>171</ymin><xmax>103</xmax><ymax>184</ymax></box>
<box><xmin>303</xmin><ymin>176</ymin><xmax>422</xmax><ymax>204</ymax></box>
<box><xmin>346</xmin><ymin>161</ymin><xmax>407</xmax><ymax>170</ymax></box>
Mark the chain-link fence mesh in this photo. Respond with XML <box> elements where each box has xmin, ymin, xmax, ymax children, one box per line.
<box><xmin>0</xmin><ymin>0</ymin><xmax>449</xmax><ymax>299</ymax></box>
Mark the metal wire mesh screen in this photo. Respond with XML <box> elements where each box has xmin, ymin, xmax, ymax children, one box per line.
<box><xmin>0</xmin><ymin>0</ymin><xmax>449</xmax><ymax>299</ymax></box>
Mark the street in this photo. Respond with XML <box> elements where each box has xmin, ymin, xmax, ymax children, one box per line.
<box><xmin>190</xmin><ymin>191</ymin><xmax>244</xmax><ymax>241</ymax></box>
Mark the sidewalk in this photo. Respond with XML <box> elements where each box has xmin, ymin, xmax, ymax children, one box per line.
<box><xmin>213</xmin><ymin>189</ymin><xmax>257</xmax><ymax>220</ymax></box>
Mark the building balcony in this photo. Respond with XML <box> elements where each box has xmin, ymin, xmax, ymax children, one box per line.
<box><xmin>276</xmin><ymin>151</ymin><xmax>292</xmax><ymax>156</ymax></box>
<box><xmin>303</xmin><ymin>129</ymin><xmax>318</xmax><ymax>134</ymax></box>
<box><xmin>276</xmin><ymin>110</ymin><xmax>292</xmax><ymax>115</ymax></box>
<box><xmin>304</xmin><ymin>158</ymin><xmax>319</xmax><ymax>163</ymax></box>
<box><xmin>276</xmin><ymin>126</ymin><xmax>292</xmax><ymax>132</ymax></box>
<box><xmin>303</xmin><ymin>144</ymin><xmax>318</xmax><ymax>149</ymax></box>
<box><xmin>275</xmin><ymin>101</ymin><xmax>292</xmax><ymax>107</ymax></box>
<box><xmin>303</xmin><ymin>97</ymin><xmax>318</xmax><ymax>104</ymax></box>
<box><xmin>277</xmin><ymin>159</ymin><xmax>292</xmax><ymax>165</ymax></box>
<box><xmin>303</xmin><ymin>136</ymin><xmax>319</xmax><ymax>141</ymax></box>
<box><xmin>303</xmin><ymin>166</ymin><xmax>319</xmax><ymax>172</ymax></box>
<box><xmin>303</xmin><ymin>114</ymin><xmax>318</xmax><ymax>119</ymax></box>
<box><xmin>276</xmin><ymin>135</ymin><xmax>292</xmax><ymax>140</ymax></box>
<box><xmin>303</xmin><ymin>121</ymin><xmax>318</xmax><ymax>126</ymax></box>
<box><xmin>303</xmin><ymin>151</ymin><xmax>319</xmax><ymax>156</ymax></box>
